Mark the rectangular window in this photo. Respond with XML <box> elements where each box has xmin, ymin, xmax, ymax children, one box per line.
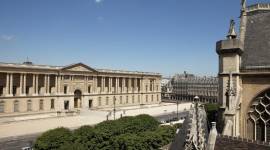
<box><xmin>64</xmin><ymin>101</ymin><xmax>69</xmax><ymax>110</ymax></box>
<box><xmin>98</xmin><ymin>97</ymin><xmax>102</xmax><ymax>106</ymax></box>
<box><xmin>106</xmin><ymin>97</ymin><xmax>109</xmax><ymax>105</ymax></box>
<box><xmin>132</xmin><ymin>95</ymin><xmax>134</xmax><ymax>103</ymax></box>
<box><xmin>119</xmin><ymin>78</ymin><xmax>122</xmax><ymax>87</ymax></box>
<box><xmin>145</xmin><ymin>85</ymin><xmax>148</xmax><ymax>92</ymax></box>
<box><xmin>88</xmin><ymin>76</ymin><xmax>93</xmax><ymax>80</ymax></box>
<box><xmin>14</xmin><ymin>100</ymin><xmax>19</xmax><ymax>112</ymax></box>
<box><xmin>0</xmin><ymin>86</ymin><xmax>3</xmax><ymax>96</ymax></box>
<box><xmin>64</xmin><ymin>75</ymin><xmax>70</xmax><ymax>80</ymax></box>
<box><xmin>112</xmin><ymin>78</ymin><xmax>116</xmax><ymax>87</ymax></box>
<box><xmin>38</xmin><ymin>86</ymin><xmax>41</xmax><ymax>94</ymax></box>
<box><xmin>64</xmin><ymin>85</ymin><xmax>67</xmax><ymax>94</ymax></box>
<box><xmin>120</xmin><ymin>96</ymin><xmax>122</xmax><ymax>104</ymax></box>
<box><xmin>51</xmin><ymin>99</ymin><xmax>55</xmax><ymax>109</ymax></box>
<box><xmin>12</xmin><ymin>86</ymin><xmax>16</xmax><ymax>96</ymax></box>
<box><xmin>146</xmin><ymin>95</ymin><xmax>148</xmax><ymax>102</ymax></box>
<box><xmin>137</xmin><ymin>79</ymin><xmax>140</xmax><ymax>91</ymax></box>
<box><xmin>131</xmin><ymin>79</ymin><xmax>135</xmax><ymax>88</ymax></box>
<box><xmin>105</xmin><ymin>77</ymin><xmax>109</xmax><ymax>87</ymax></box>
<box><xmin>39</xmin><ymin>100</ymin><xmax>44</xmax><ymax>110</ymax></box>
<box><xmin>0</xmin><ymin>101</ymin><xmax>4</xmax><ymax>113</ymax></box>
<box><xmin>150</xmin><ymin>80</ymin><xmax>153</xmax><ymax>91</ymax></box>
<box><xmin>157</xmin><ymin>94</ymin><xmax>159</xmax><ymax>101</ymax></box>
<box><xmin>27</xmin><ymin>100</ymin><xmax>32</xmax><ymax>111</ymax></box>
<box><xmin>88</xmin><ymin>85</ymin><xmax>91</xmax><ymax>93</ymax></box>
<box><xmin>125</xmin><ymin>78</ymin><xmax>129</xmax><ymax>87</ymax></box>
<box><xmin>97</xmin><ymin>77</ymin><xmax>102</xmax><ymax>87</ymax></box>
<box><xmin>126</xmin><ymin>96</ymin><xmax>128</xmax><ymax>104</ymax></box>
<box><xmin>151</xmin><ymin>95</ymin><xmax>154</xmax><ymax>102</ymax></box>
<box><xmin>26</xmin><ymin>86</ymin><xmax>30</xmax><ymax>95</ymax></box>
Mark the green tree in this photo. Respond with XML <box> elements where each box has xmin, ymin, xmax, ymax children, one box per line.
<box><xmin>34</xmin><ymin>115</ymin><xmax>176</xmax><ymax>150</ymax></box>
<box><xmin>34</xmin><ymin>127</ymin><xmax>73</xmax><ymax>150</ymax></box>
<box><xmin>204</xmin><ymin>103</ymin><xmax>219</xmax><ymax>123</ymax></box>
<box><xmin>110</xmin><ymin>133</ymin><xmax>146</xmax><ymax>150</ymax></box>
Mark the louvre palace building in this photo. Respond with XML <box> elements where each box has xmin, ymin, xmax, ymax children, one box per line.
<box><xmin>0</xmin><ymin>61</ymin><xmax>161</xmax><ymax>116</ymax></box>
<box><xmin>217</xmin><ymin>1</ymin><xmax>270</xmax><ymax>142</ymax></box>
<box><xmin>162</xmin><ymin>72</ymin><xmax>218</xmax><ymax>103</ymax></box>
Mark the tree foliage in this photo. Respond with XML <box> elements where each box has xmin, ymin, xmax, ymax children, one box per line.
<box><xmin>34</xmin><ymin>115</ymin><xmax>176</xmax><ymax>150</ymax></box>
<box><xmin>34</xmin><ymin>127</ymin><xmax>73</xmax><ymax>150</ymax></box>
<box><xmin>204</xmin><ymin>103</ymin><xmax>219</xmax><ymax>123</ymax></box>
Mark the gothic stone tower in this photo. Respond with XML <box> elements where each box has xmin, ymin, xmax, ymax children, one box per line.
<box><xmin>217</xmin><ymin>1</ymin><xmax>270</xmax><ymax>141</ymax></box>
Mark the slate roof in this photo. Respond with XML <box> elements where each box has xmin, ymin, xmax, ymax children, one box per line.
<box><xmin>241</xmin><ymin>4</ymin><xmax>270</xmax><ymax>69</ymax></box>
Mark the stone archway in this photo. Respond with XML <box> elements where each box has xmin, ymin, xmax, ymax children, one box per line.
<box><xmin>247</xmin><ymin>89</ymin><xmax>270</xmax><ymax>142</ymax></box>
<box><xmin>74</xmin><ymin>89</ymin><xmax>82</xmax><ymax>108</ymax></box>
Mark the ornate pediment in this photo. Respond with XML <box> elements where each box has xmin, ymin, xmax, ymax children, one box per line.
<box><xmin>61</xmin><ymin>63</ymin><xmax>97</xmax><ymax>72</ymax></box>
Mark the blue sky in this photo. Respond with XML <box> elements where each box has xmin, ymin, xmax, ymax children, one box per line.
<box><xmin>0</xmin><ymin>0</ymin><xmax>268</xmax><ymax>76</ymax></box>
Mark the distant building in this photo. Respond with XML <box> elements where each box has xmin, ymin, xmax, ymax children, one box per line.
<box><xmin>162</xmin><ymin>72</ymin><xmax>218</xmax><ymax>103</ymax></box>
<box><xmin>0</xmin><ymin>62</ymin><xmax>161</xmax><ymax>116</ymax></box>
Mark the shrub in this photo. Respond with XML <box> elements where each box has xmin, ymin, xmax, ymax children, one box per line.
<box><xmin>34</xmin><ymin>115</ymin><xmax>175</xmax><ymax>150</ymax></box>
<box><xmin>110</xmin><ymin>133</ymin><xmax>146</xmax><ymax>150</ymax></box>
<box><xmin>204</xmin><ymin>103</ymin><xmax>219</xmax><ymax>123</ymax></box>
<box><xmin>34</xmin><ymin>127</ymin><xmax>73</xmax><ymax>150</ymax></box>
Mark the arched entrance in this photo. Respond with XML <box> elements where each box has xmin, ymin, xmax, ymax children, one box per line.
<box><xmin>74</xmin><ymin>90</ymin><xmax>82</xmax><ymax>108</ymax></box>
<box><xmin>247</xmin><ymin>89</ymin><xmax>270</xmax><ymax>142</ymax></box>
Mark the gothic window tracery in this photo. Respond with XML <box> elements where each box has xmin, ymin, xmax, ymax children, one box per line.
<box><xmin>248</xmin><ymin>91</ymin><xmax>270</xmax><ymax>142</ymax></box>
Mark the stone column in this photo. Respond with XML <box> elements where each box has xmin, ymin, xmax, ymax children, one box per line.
<box><xmin>109</xmin><ymin>77</ymin><xmax>112</xmax><ymax>93</ymax></box>
<box><xmin>84</xmin><ymin>76</ymin><xmax>87</xmax><ymax>94</ymax></box>
<box><xmin>153</xmin><ymin>80</ymin><xmax>156</xmax><ymax>92</ymax></box>
<box><xmin>128</xmin><ymin>78</ymin><xmax>132</xmax><ymax>93</ymax></box>
<box><xmin>122</xmin><ymin>78</ymin><xmax>126</xmax><ymax>93</ymax></box>
<box><xmin>140</xmin><ymin>78</ymin><xmax>143</xmax><ymax>92</ymax></box>
<box><xmin>32</xmin><ymin>74</ymin><xmax>36</xmax><ymax>95</ymax></box>
<box><xmin>116</xmin><ymin>77</ymin><xmax>119</xmax><ymax>93</ymax></box>
<box><xmin>55</xmin><ymin>75</ymin><xmax>58</xmax><ymax>94</ymax></box>
<box><xmin>5</xmin><ymin>73</ymin><xmax>9</xmax><ymax>95</ymax></box>
<box><xmin>92</xmin><ymin>76</ymin><xmax>96</xmax><ymax>93</ymax></box>
<box><xmin>102</xmin><ymin>77</ymin><xmax>105</xmax><ymax>92</ymax></box>
<box><xmin>9</xmin><ymin>73</ymin><xmax>13</xmax><ymax>95</ymax></box>
<box><xmin>58</xmin><ymin>75</ymin><xmax>61</xmax><ymax>94</ymax></box>
<box><xmin>36</xmin><ymin>74</ymin><xmax>39</xmax><ymax>95</ymax></box>
<box><xmin>44</xmin><ymin>75</ymin><xmax>47</xmax><ymax>94</ymax></box>
<box><xmin>19</xmin><ymin>73</ymin><xmax>23</xmax><ymax>95</ymax></box>
<box><xmin>47</xmin><ymin>75</ymin><xmax>50</xmax><ymax>94</ymax></box>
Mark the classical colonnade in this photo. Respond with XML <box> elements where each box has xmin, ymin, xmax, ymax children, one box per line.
<box><xmin>1</xmin><ymin>73</ymin><xmax>158</xmax><ymax>97</ymax></box>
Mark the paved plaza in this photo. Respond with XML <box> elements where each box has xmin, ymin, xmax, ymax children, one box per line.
<box><xmin>0</xmin><ymin>102</ymin><xmax>192</xmax><ymax>139</ymax></box>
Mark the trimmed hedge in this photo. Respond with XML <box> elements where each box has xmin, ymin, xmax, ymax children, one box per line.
<box><xmin>34</xmin><ymin>114</ymin><xmax>176</xmax><ymax>150</ymax></box>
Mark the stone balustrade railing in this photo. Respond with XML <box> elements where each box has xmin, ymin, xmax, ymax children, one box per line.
<box><xmin>247</xmin><ymin>3</ymin><xmax>270</xmax><ymax>12</ymax></box>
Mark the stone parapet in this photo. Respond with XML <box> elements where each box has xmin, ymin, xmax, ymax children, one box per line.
<box><xmin>247</xmin><ymin>3</ymin><xmax>270</xmax><ymax>12</ymax></box>
<box><xmin>214</xmin><ymin>134</ymin><xmax>270</xmax><ymax>150</ymax></box>
<box><xmin>216</xmin><ymin>39</ymin><xmax>243</xmax><ymax>55</ymax></box>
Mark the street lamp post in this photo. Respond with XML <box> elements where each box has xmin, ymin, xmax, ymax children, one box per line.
<box><xmin>176</xmin><ymin>100</ymin><xmax>179</xmax><ymax>120</ymax></box>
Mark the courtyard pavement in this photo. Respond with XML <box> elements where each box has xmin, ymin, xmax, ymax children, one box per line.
<box><xmin>0</xmin><ymin>102</ymin><xmax>192</xmax><ymax>139</ymax></box>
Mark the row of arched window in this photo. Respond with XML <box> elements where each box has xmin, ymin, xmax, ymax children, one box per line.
<box><xmin>0</xmin><ymin>99</ymin><xmax>55</xmax><ymax>113</ymax></box>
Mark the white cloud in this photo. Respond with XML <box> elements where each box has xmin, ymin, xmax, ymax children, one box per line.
<box><xmin>95</xmin><ymin>0</ymin><xmax>104</xmax><ymax>4</ymax></box>
<box><xmin>1</xmin><ymin>35</ymin><xmax>15</xmax><ymax>41</ymax></box>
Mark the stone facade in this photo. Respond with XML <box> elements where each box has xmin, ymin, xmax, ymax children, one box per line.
<box><xmin>0</xmin><ymin>62</ymin><xmax>161</xmax><ymax>116</ymax></box>
<box><xmin>217</xmin><ymin>2</ymin><xmax>270</xmax><ymax>142</ymax></box>
<box><xmin>163</xmin><ymin>73</ymin><xmax>218</xmax><ymax>103</ymax></box>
